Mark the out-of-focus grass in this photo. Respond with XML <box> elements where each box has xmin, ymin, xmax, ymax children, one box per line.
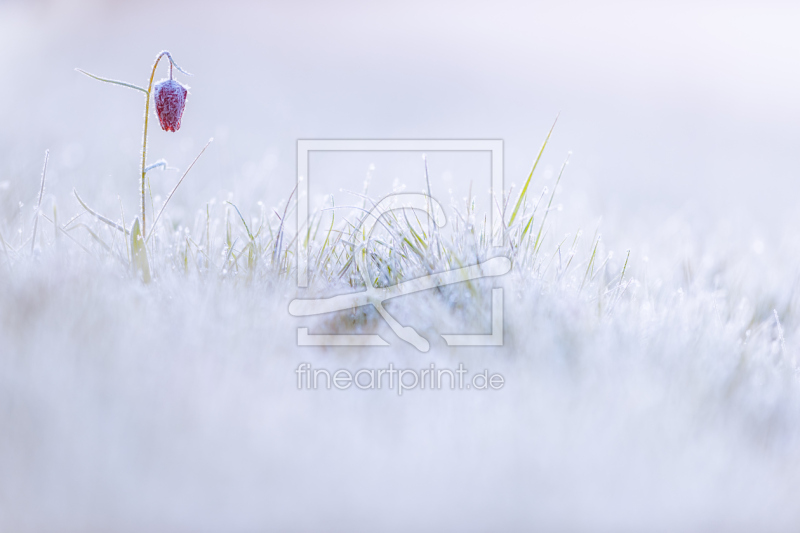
<box><xmin>2</xmin><ymin>127</ymin><xmax>630</xmax><ymax>315</ymax></box>
<box><xmin>1</xmin><ymin>135</ymin><xmax>800</xmax><ymax>532</ymax></box>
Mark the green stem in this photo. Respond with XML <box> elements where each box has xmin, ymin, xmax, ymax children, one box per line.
<box><xmin>140</xmin><ymin>53</ymin><xmax>168</xmax><ymax>237</ymax></box>
<box><xmin>139</xmin><ymin>50</ymin><xmax>189</xmax><ymax>236</ymax></box>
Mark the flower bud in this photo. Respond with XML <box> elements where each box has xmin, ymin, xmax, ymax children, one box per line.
<box><xmin>153</xmin><ymin>79</ymin><xmax>188</xmax><ymax>132</ymax></box>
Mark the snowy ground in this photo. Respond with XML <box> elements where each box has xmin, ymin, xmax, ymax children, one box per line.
<box><xmin>2</xmin><ymin>1</ymin><xmax>800</xmax><ymax>531</ymax></box>
<box><xmin>2</xmin><ymin>211</ymin><xmax>800</xmax><ymax>532</ymax></box>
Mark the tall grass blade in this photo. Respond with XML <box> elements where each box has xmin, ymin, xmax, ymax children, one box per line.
<box><xmin>508</xmin><ymin>115</ymin><xmax>558</xmax><ymax>226</ymax></box>
<box><xmin>30</xmin><ymin>150</ymin><xmax>49</xmax><ymax>254</ymax></box>
<box><xmin>147</xmin><ymin>139</ymin><xmax>213</xmax><ymax>243</ymax></box>
<box><xmin>533</xmin><ymin>153</ymin><xmax>569</xmax><ymax>255</ymax></box>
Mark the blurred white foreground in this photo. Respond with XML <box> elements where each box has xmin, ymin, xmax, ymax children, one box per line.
<box><xmin>1</xmin><ymin>178</ymin><xmax>800</xmax><ymax>531</ymax></box>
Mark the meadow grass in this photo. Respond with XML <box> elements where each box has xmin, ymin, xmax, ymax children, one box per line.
<box><xmin>1</xmin><ymin>85</ymin><xmax>799</xmax><ymax>531</ymax></box>
<box><xmin>0</xmin><ymin>110</ymin><xmax>625</xmax><ymax>306</ymax></box>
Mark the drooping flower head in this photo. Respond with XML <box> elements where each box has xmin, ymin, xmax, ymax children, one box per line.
<box><xmin>153</xmin><ymin>78</ymin><xmax>188</xmax><ymax>132</ymax></box>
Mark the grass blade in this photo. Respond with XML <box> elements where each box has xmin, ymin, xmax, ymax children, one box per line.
<box><xmin>130</xmin><ymin>218</ymin><xmax>151</xmax><ymax>283</ymax></box>
<box><xmin>30</xmin><ymin>150</ymin><xmax>49</xmax><ymax>254</ymax></box>
<box><xmin>147</xmin><ymin>139</ymin><xmax>213</xmax><ymax>243</ymax></box>
<box><xmin>74</xmin><ymin>189</ymin><xmax>128</xmax><ymax>235</ymax></box>
<box><xmin>508</xmin><ymin>115</ymin><xmax>559</xmax><ymax>226</ymax></box>
<box><xmin>75</xmin><ymin>68</ymin><xmax>148</xmax><ymax>94</ymax></box>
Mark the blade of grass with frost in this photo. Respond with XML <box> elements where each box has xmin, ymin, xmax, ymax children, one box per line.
<box><xmin>303</xmin><ymin>211</ymin><xmax>314</xmax><ymax>251</ymax></box>
<box><xmin>30</xmin><ymin>150</ymin><xmax>49</xmax><ymax>254</ymax></box>
<box><xmin>312</xmin><ymin>211</ymin><xmax>336</xmax><ymax>284</ymax></box>
<box><xmin>494</xmin><ymin>194</ymin><xmax>510</xmax><ymax>244</ymax></box>
<box><xmin>74</xmin><ymin>189</ymin><xmax>129</xmax><ymax>235</ymax></box>
<box><xmin>146</xmin><ymin>175</ymin><xmax>155</xmax><ymax>230</ymax></box>
<box><xmin>519</xmin><ymin>187</ymin><xmax>549</xmax><ymax>246</ymax></box>
<box><xmin>580</xmin><ymin>235</ymin><xmax>600</xmax><ymax>292</ymax></box>
<box><xmin>205</xmin><ymin>204</ymin><xmax>211</xmax><ymax>270</ymax></box>
<box><xmin>15</xmin><ymin>235</ymin><xmax>32</xmax><ymax>253</ymax></box>
<box><xmin>187</xmin><ymin>237</ymin><xmax>211</xmax><ymax>271</ymax></box>
<box><xmin>119</xmin><ymin>197</ymin><xmax>130</xmax><ymax>265</ymax></box>
<box><xmin>38</xmin><ymin>213</ymin><xmax>92</xmax><ymax>256</ymax></box>
<box><xmin>588</xmin><ymin>220</ymin><xmax>601</xmax><ymax>253</ymax></box>
<box><xmin>228</xmin><ymin>201</ymin><xmax>254</xmax><ymax>241</ymax></box>
<box><xmin>533</xmin><ymin>154</ymin><xmax>570</xmax><ymax>255</ymax></box>
<box><xmin>144</xmin><ymin>159</ymin><xmax>168</xmax><ymax>173</ymax></box>
<box><xmin>190</xmin><ymin>239</ymin><xmax>204</xmax><ymax>275</ymax></box>
<box><xmin>147</xmin><ymin>139</ymin><xmax>213</xmax><ymax>243</ymax></box>
<box><xmin>221</xmin><ymin>238</ymin><xmax>237</xmax><ymax>274</ymax></box>
<box><xmin>284</xmin><ymin>250</ymin><xmax>293</xmax><ymax>275</ymax></box>
<box><xmin>75</xmin><ymin>69</ymin><xmax>148</xmax><ymax>94</ymax></box>
<box><xmin>78</xmin><ymin>223</ymin><xmax>114</xmax><ymax>256</ymax></box>
<box><xmin>62</xmin><ymin>212</ymin><xmax>84</xmax><ymax>232</ymax></box>
<box><xmin>52</xmin><ymin>203</ymin><xmax>58</xmax><ymax>246</ymax></box>
<box><xmin>422</xmin><ymin>154</ymin><xmax>442</xmax><ymax>260</ymax></box>
<box><xmin>130</xmin><ymin>218</ymin><xmax>151</xmax><ymax>282</ymax></box>
<box><xmin>337</xmin><ymin>253</ymin><xmax>355</xmax><ymax>280</ymax></box>
<box><xmin>591</xmin><ymin>254</ymin><xmax>611</xmax><ymax>282</ymax></box>
<box><xmin>480</xmin><ymin>213</ymin><xmax>487</xmax><ymax>248</ymax></box>
<box><xmin>508</xmin><ymin>115</ymin><xmax>558</xmax><ymax>226</ymax></box>
<box><xmin>405</xmin><ymin>215</ymin><xmax>428</xmax><ymax>251</ymax></box>
<box><xmin>558</xmin><ymin>230</ymin><xmax>581</xmax><ymax>280</ymax></box>
<box><xmin>317</xmin><ymin>225</ymin><xmax>346</xmax><ymax>281</ymax></box>
<box><xmin>0</xmin><ymin>229</ymin><xmax>12</xmax><ymax>270</ymax></box>
<box><xmin>604</xmin><ymin>277</ymin><xmax>633</xmax><ymax>318</ymax></box>
<box><xmin>310</xmin><ymin>211</ymin><xmax>322</xmax><ymax>243</ymax></box>
<box><xmin>2</xmin><ymin>235</ymin><xmax>24</xmax><ymax>259</ymax></box>
<box><xmin>407</xmin><ymin>207</ymin><xmax>427</xmax><ymax>241</ymax></box>
<box><xmin>774</xmin><ymin>309</ymin><xmax>787</xmax><ymax>357</ymax></box>
<box><xmin>618</xmin><ymin>249</ymin><xmax>630</xmax><ymax>287</ymax></box>
<box><xmin>181</xmin><ymin>238</ymin><xmax>189</xmax><ymax>274</ymax></box>
<box><xmin>105</xmin><ymin>221</ymin><xmax>123</xmax><ymax>260</ymax></box>
<box><xmin>273</xmin><ymin>185</ymin><xmax>297</xmax><ymax>266</ymax></box>
<box><xmin>541</xmin><ymin>235</ymin><xmax>570</xmax><ymax>278</ymax></box>
<box><xmin>225</xmin><ymin>209</ymin><xmax>232</xmax><ymax>249</ymax></box>
<box><xmin>246</xmin><ymin>241</ymin><xmax>256</xmax><ymax>273</ymax></box>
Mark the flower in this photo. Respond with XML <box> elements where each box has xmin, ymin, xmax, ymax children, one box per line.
<box><xmin>153</xmin><ymin>79</ymin><xmax>188</xmax><ymax>132</ymax></box>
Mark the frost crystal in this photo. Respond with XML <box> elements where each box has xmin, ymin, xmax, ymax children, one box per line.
<box><xmin>153</xmin><ymin>79</ymin><xmax>188</xmax><ymax>132</ymax></box>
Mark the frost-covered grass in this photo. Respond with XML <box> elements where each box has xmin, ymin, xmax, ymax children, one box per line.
<box><xmin>2</xmin><ymin>131</ymin><xmax>800</xmax><ymax>532</ymax></box>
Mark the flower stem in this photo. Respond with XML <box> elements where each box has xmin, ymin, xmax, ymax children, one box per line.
<box><xmin>140</xmin><ymin>51</ymin><xmax>191</xmax><ymax>236</ymax></box>
<box><xmin>141</xmin><ymin>51</ymin><xmax>184</xmax><ymax>236</ymax></box>
<box><xmin>141</xmin><ymin>53</ymin><xmax>163</xmax><ymax>236</ymax></box>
